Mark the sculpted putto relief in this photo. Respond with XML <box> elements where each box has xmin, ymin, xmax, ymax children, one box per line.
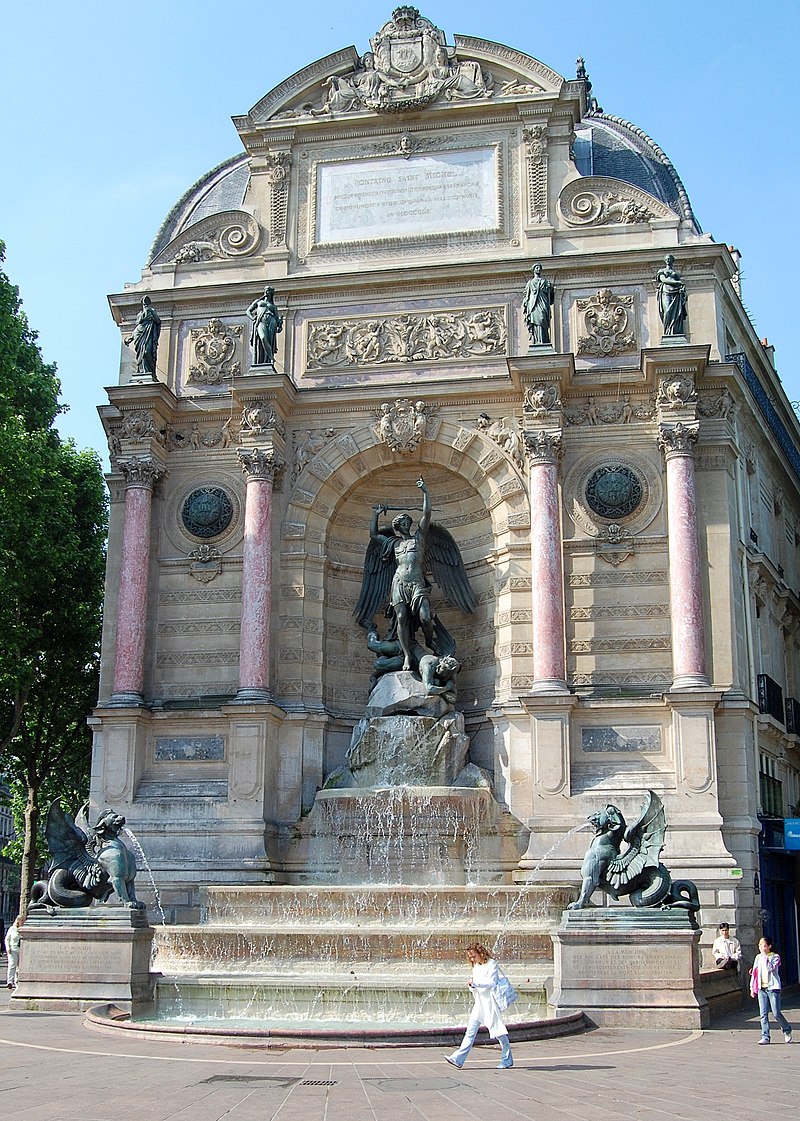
<box><xmin>283</xmin><ymin>8</ymin><xmax>493</xmax><ymax>118</ymax></box>
<box><xmin>307</xmin><ymin>309</ymin><xmax>505</xmax><ymax>369</ymax></box>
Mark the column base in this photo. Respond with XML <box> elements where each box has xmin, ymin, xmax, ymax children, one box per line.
<box><xmin>106</xmin><ymin>691</ymin><xmax>146</xmax><ymax>707</ymax></box>
<box><xmin>233</xmin><ymin>687</ymin><xmax>273</xmax><ymax>704</ymax></box>
<box><xmin>526</xmin><ymin>678</ymin><xmax>570</xmax><ymax>696</ymax></box>
<box><xmin>670</xmin><ymin>674</ymin><xmax>711</xmax><ymax>690</ymax></box>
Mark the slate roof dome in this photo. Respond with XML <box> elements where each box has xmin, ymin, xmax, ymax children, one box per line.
<box><xmin>148</xmin><ymin>155</ymin><xmax>251</xmax><ymax>263</ymax></box>
<box><xmin>573</xmin><ymin>112</ymin><xmax>700</xmax><ymax>231</ymax></box>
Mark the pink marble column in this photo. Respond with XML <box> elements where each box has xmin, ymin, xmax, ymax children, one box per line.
<box><xmin>659</xmin><ymin>422</ymin><xmax>709</xmax><ymax>689</ymax></box>
<box><xmin>526</xmin><ymin>430</ymin><xmax>568</xmax><ymax>693</ymax></box>
<box><xmin>236</xmin><ymin>448</ymin><xmax>284</xmax><ymax>702</ymax></box>
<box><xmin>111</xmin><ymin>457</ymin><xmax>164</xmax><ymax>705</ymax></box>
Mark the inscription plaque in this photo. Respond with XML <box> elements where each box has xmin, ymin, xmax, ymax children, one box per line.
<box><xmin>316</xmin><ymin>149</ymin><xmax>498</xmax><ymax>244</ymax></box>
<box><xmin>155</xmin><ymin>736</ymin><xmax>226</xmax><ymax>761</ymax></box>
<box><xmin>581</xmin><ymin>726</ymin><xmax>662</xmax><ymax>753</ymax></box>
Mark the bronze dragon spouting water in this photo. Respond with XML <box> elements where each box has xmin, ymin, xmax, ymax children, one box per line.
<box><xmin>568</xmin><ymin>790</ymin><xmax>700</xmax><ymax>921</ymax></box>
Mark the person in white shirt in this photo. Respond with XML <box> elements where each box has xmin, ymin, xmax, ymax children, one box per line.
<box><xmin>4</xmin><ymin>917</ymin><xmax>21</xmax><ymax>989</ymax></box>
<box><xmin>445</xmin><ymin>942</ymin><xmax>513</xmax><ymax>1070</ymax></box>
<box><xmin>712</xmin><ymin>922</ymin><xmax>741</xmax><ymax>970</ymax></box>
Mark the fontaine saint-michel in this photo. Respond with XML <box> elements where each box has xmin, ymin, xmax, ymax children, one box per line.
<box><xmin>83</xmin><ymin>5</ymin><xmax>800</xmax><ymax>1028</ymax></box>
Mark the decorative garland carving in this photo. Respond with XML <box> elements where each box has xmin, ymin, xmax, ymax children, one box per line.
<box><xmin>306</xmin><ymin>308</ymin><xmax>506</xmax><ymax>368</ymax></box>
<box><xmin>576</xmin><ymin>289</ymin><xmax>636</xmax><ymax>356</ymax></box>
<box><xmin>564</xmin><ymin>395</ymin><xmax>655</xmax><ymax>425</ymax></box>
<box><xmin>522</xmin><ymin>125</ymin><xmax>548</xmax><ymax>224</ymax></box>
<box><xmin>265</xmin><ymin>152</ymin><xmax>291</xmax><ymax>246</ymax></box>
<box><xmin>374</xmin><ymin>398</ymin><xmax>438</xmax><ymax>454</ymax></box>
<box><xmin>189</xmin><ymin>320</ymin><xmax>242</xmax><ymax>385</ymax></box>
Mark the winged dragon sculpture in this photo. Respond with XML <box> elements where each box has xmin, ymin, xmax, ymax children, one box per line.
<box><xmin>569</xmin><ymin>789</ymin><xmax>700</xmax><ymax>918</ymax></box>
<box><xmin>353</xmin><ymin>477</ymin><xmax>476</xmax><ymax>677</ymax></box>
<box><xmin>29</xmin><ymin>800</ymin><xmax>144</xmax><ymax>911</ymax></box>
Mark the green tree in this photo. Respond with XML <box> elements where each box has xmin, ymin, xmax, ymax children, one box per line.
<box><xmin>0</xmin><ymin>242</ymin><xmax>107</xmax><ymax>916</ymax></box>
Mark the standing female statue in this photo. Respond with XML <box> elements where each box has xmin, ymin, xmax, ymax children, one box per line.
<box><xmin>247</xmin><ymin>285</ymin><xmax>283</xmax><ymax>367</ymax></box>
<box><xmin>656</xmin><ymin>254</ymin><xmax>688</xmax><ymax>336</ymax></box>
<box><xmin>522</xmin><ymin>263</ymin><xmax>555</xmax><ymax>347</ymax></box>
<box><xmin>124</xmin><ymin>295</ymin><xmax>161</xmax><ymax>376</ymax></box>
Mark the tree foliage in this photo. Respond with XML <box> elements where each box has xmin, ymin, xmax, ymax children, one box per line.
<box><xmin>0</xmin><ymin>242</ymin><xmax>107</xmax><ymax>915</ymax></box>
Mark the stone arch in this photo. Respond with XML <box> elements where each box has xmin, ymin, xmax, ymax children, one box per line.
<box><xmin>276</xmin><ymin>420</ymin><xmax>531</xmax><ymax>739</ymax></box>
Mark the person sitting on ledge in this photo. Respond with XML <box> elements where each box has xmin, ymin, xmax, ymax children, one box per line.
<box><xmin>712</xmin><ymin>921</ymin><xmax>741</xmax><ymax>970</ymax></box>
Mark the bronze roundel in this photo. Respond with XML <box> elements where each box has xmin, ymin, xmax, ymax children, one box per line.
<box><xmin>585</xmin><ymin>464</ymin><xmax>643</xmax><ymax>520</ymax></box>
<box><xmin>181</xmin><ymin>487</ymin><xmax>233</xmax><ymax>539</ymax></box>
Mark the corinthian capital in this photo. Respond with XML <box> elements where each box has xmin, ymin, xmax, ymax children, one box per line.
<box><xmin>238</xmin><ymin>447</ymin><xmax>285</xmax><ymax>483</ymax></box>
<box><xmin>657</xmin><ymin>421</ymin><xmax>699</xmax><ymax>459</ymax></box>
<box><xmin>119</xmin><ymin>456</ymin><xmax>166</xmax><ymax>490</ymax></box>
<box><xmin>524</xmin><ymin>430</ymin><xmax>562</xmax><ymax>465</ymax></box>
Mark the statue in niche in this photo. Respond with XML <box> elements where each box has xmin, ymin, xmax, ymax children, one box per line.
<box><xmin>354</xmin><ymin>477</ymin><xmax>476</xmax><ymax>675</ymax></box>
<box><xmin>247</xmin><ymin>285</ymin><xmax>283</xmax><ymax>367</ymax></box>
<box><xmin>522</xmin><ymin>263</ymin><xmax>555</xmax><ymax>347</ymax></box>
<box><xmin>124</xmin><ymin>295</ymin><xmax>161</xmax><ymax>376</ymax></box>
<box><xmin>655</xmin><ymin>254</ymin><xmax>688</xmax><ymax>337</ymax></box>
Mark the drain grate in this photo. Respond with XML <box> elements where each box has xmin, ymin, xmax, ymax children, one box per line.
<box><xmin>201</xmin><ymin>1075</ymin><xmax>299</xmax><ymax>1087</ymax></box>
<box><xmin>301</xmin><ymin>1080</ymin><xmax>338</xmax><ymax>1087</ymax></box>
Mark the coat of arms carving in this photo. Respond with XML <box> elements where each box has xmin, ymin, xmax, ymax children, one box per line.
<box><xmin>375</xmin><ymin>398</ymin><xmax>438</xmax><ymax>454</ymax></box>
<box><xmin>189</xmin><ymin>320</ymin><xmax>242</xmax><ymax>385</ymax></box>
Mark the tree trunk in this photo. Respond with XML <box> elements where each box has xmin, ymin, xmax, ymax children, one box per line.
<box><xmin>18</xmin><ymin>784</ymin><xmax>39</xmax><ymax>922</ymax></box>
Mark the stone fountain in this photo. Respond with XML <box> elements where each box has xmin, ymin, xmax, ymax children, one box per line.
<box><xmin>82</xmin><ymin>480</ymin><xmax>583</xmax><ymax>1044</ymax></box>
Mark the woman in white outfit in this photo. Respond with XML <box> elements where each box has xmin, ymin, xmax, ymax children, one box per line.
<box><xmin>446</xmin><ymin>942</ymin><xmax>513</xmax><ymax>1070</ymax></box>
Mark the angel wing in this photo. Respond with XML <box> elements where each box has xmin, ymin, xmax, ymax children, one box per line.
<box><xmin>353</xmin><ymin>525</ymin><xmax>396</xmax><ymax>629</ymax></box>
<box><xmin>44</xmin><ymin>799</ymin><xmax>105</xmax><ymax>890</ymax></box>
<box><xmin>425</xmin><ymin>524</ymin><xmax>476</xmax><ymax>614</ymax></box>
<box><xmin>604</xmin><ymin>790</ymin><xmax>666</xmax><ymax>892</ymax></box>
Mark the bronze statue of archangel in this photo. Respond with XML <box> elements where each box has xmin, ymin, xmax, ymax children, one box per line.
<box><xmin>353</xmin><ymin>477</ymin><xmax>476</xmax><ymax>674</ymax></box>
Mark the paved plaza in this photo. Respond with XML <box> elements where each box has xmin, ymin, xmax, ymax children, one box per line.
<box><xmin>0</xmin><ymin>979</ymin><xmax>796</xmax><ymax>1121</ymax></box>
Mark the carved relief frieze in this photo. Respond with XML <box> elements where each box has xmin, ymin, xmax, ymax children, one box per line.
<box><xmin>522</xmin><ymin>124</ymin><xmax>548</xmax><ymax>224</ymax></box>
<box><xmin>189</xmin><ymin>320</ymin><xmax>242</xmax><ymax>385</ymax></box>
<box><xmin>154</xmin><ymin>211</ymin><xmax>261</xmax><ymax>266</ymax></box>
<box><xmin>575</xmin><ymin>290</ymin><xmax>636</xmax><ymax>357</ymax></box>
<box><xmin>475</xmin><ymin>414</ymin><xmax>524</xmax><ymax>470</ymax></box>
<box><xmin>571</xmin><ymin>602</ymin><xmax>668</xmax><ymax>620</ymax></box>
<box><xmin>292</xmin><ymin>428</ymin><xmax>338</xmax><ymax>481</ymax></box>
<box><xmin>570</xmin><ymin>636</ymin><xmax>670</xmax><ymax>653</ymax></box>
<box><xmin>375</xmin><ymin>398</ymin><xmax>439</xmax><ymax>454</ymax></box>
<box><xmin>306</xmin><ymin>308</ymin><xmax>506</xmax><ymax>369</ymax></box>
<box><xmin>558</xmin><ymin>177</ymin><xmax>676</xmax><ymax>227</ymax></box>
<box><xmin>564</xmin><ymin>395</ymin><xmax>655</xmax><ymax>426</ymax></box>
<box><xmin>155</xmin><ymin>419</ymin><xmax>238</xmax><ymax>452</ymax></box>
<box><xmin>697</xmin><ymin>386</ymin><xmax>735</xmax><ymax>420</ymax></box>
<box><xmin>570</xmin><ymin>671</ymin><xmax>671</xmax><ymax>687</ymax></box>
<box><xmin>569</xmin><ymin>570</ymin><xmax>669</xmax><ymax>587</ymax></box>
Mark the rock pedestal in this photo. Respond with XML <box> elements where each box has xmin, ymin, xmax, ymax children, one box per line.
<box><xmin>550</xmin><ymin>908</ymin><xmax>708</xmax><ymax>1028</ymax></box>
<box><xmin>11</xmin><ymin>907</ymin><xmax>155</xmax><ymax>1012</ymax></box>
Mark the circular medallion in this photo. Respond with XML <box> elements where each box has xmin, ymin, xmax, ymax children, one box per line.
<box><xmin>585</xmin><ymin>465</ymin><xmax>643</xmax><ymax>520</ymax></box>
<box><xmin>181</xmin><ymin>487</ymin><xmax>234</xmax><ymax>539</ymax></box>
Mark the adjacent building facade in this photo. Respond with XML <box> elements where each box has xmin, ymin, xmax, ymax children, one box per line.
<box><xmin>91</xmin><ymin>8</ymin><xmax>800</xmax><ymax>973</ymax></box>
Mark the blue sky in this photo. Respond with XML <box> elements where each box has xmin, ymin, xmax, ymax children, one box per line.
<box><xmin>2</xmin><ymin>1</ymin><xmax>798</xmax><ymax>463</ymax></box>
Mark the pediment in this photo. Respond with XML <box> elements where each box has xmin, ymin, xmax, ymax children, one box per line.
<box><xmin>236</xmin><ymin>11</ymin><xmax>563</xmax><ymax>130</ymax></box>
<box><xmin>151</xmin><ymin>210</ymin><xmax>261</xmax><ymax>268</ymax></box>
<box><xmin>557</xmin><ymin>176</ymin><xmax>679</xmax><ymax>227</ymax></box>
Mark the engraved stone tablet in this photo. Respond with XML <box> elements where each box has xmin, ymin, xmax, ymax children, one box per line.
<box><xmin>316</xmin><ymin>149</ymin><xmax>498</xmax><ymax>244</ymax></box>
